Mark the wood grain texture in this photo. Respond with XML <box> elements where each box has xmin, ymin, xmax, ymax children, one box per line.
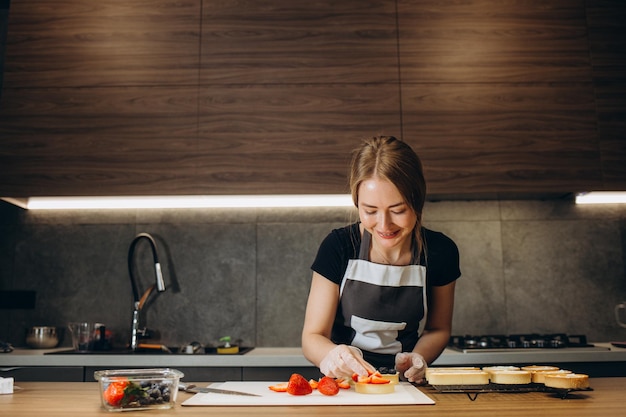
<box><xmin>200</xmin><ymin>0</ymin><xmax>399</xmax><ymax>84</ymax></box>
<box><xmin>0</xmin><ymin>83</ymin><xmax>401</xmax><ymax>195</ymax></box>
<box><xmin>0</xmin><ymin>0</ymin><xmax>624</xmax><ymax>197</ymax></box>
<box><xmin>401</xmin><ymin>82</ymin><xmax>602</xmax><ymax>194</ymax></box>
<box><xmin>2</xmin><ymin>379</ymin><xmax>626</xmax><ymax>417</ymax></box>
<box><xmin>586</xmin><ymin>0</ymin><xmax>626</xmax><ymax>188</ymax></box>
<box><xmin>0</xmin><ymin>87</ymin><xmax>199</xmax><ymax>196</ymax></box>
<box><xmin>193</xmin><ymin>83</ymin><xmax>401</xmax><ymax>194</ymax></box>
<box><xmin>3</xmin><ymin>0</ymin><xmax>200</xmax><ymax>87</ymax></box>
<box><xmin>397</xmin><ymin>0</ymin><xmax>592</xmax><ymax>83</ymax></box>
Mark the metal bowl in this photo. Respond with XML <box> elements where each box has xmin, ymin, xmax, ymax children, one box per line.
<box><xmin>26</xmin><ymin>326</ymin><xmax>59</xmax><ymax>349</ymax></box>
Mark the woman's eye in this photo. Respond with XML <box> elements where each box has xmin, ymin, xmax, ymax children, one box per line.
<box><xmin>391</xmin><ymin>210</ymin><xmax>406</xmax><ymax>215</ymax></box>
<box><xmin>364</xmin><ymin>210</ymin><xmax>376</xmax><ymax>215</ymax></box>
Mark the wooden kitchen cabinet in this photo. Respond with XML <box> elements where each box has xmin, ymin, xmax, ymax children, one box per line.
<box><xmin>1</xmin><ymin>0</ymin><xmax>624</xmax><ymax>198</ymax></box>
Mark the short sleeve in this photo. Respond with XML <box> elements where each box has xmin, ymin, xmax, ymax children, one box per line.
<box><xmin>423</xmin><ymin>229</ymin><xmax>461</xmax><ymax>286</ymax></box>
<box><xmin>311</xmin><ymin>224</ymin><xmax>359</xmax><ymax>285</ymax></box>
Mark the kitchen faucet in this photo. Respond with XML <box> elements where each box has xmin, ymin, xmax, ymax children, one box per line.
<box><xmin>128</xmin><ymin>232</ymin><xmax>166</xmax><ymax>351</ymax></box>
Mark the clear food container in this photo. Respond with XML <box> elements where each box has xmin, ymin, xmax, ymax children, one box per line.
<box><xmin>94</xmin><ymin>368</ymin><xmax>184</xmax><ymax>412</ymax></box>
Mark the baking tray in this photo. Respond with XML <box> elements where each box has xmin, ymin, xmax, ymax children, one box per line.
<box><xmin>428</xmin><ymin>383</ymin><xmax>593</xmax><ymax>401</ymax></box>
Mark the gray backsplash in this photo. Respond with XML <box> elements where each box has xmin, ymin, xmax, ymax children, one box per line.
<box><xmin>1</xmin><ymin>199</ymin><xmax>625</xmax><ymax>349</ymax></box>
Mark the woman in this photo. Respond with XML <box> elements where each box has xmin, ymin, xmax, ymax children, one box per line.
<box><xmin>301</xmin><ymin>135</ymin><xmax>461</xmax><ymax>383</ymax></box>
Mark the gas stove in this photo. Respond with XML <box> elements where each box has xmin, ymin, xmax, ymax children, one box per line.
<box><xmin>448</xmin><ymin>334</ymin><xmax>610</xmax><ymax>353</ymax></box>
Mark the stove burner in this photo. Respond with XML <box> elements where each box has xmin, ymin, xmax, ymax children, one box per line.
<box><xmin>449</xmin><ymin>334</ymin><xmax>594</xmax><ymax>350</ymax></box>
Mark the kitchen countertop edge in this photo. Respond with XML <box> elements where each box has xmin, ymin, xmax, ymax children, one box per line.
<box><xmin>2</xmin><ymin>344</ymin><xmax>626</xmax><ymax>368</ymax></box>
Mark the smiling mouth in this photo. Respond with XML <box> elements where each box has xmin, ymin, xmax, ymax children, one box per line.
<box><xmin>377</xmin><ymin>230</ymin><xmax>399</xmax><ymax>238</ymax></box>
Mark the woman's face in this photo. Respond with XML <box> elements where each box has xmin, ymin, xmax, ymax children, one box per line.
<box><xmin>357</xmin><ymin>177</ymin><xmax>417</xmax><ymax>251</ymax></box>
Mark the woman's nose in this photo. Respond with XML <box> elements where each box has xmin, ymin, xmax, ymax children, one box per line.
<box><xmin>378</xmin><ymin>211</ymin><xmax>391</xmax><ymax>228</ymax></box>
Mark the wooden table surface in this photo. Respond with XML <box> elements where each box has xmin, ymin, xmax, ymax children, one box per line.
<box><xmin>2</xmin><ymin>378</ymin><xmax>624</xmax><ymax>416</ymax></box>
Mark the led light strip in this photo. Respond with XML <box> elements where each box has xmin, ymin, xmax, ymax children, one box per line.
<box><xmin>575</xmin><ymin>192</ymin><xmax>626</xmax><ymax>205</ymax></box>
<box><xmin>2</xmin><ymin>195</ymin><xmax>355</xmax><ymax>210</ymax></box>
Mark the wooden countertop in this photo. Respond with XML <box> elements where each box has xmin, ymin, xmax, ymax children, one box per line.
<box><xmin>2</xmin><ymin>378</ymin><xmax>624</xmax><ymax>416</ymax></box>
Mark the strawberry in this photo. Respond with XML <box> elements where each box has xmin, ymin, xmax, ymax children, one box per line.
<box><xmin>336</xmin><ymin>378</ymin><xmax>351</xmax><ymax>389</ymax></box>
<box><xmin>317</xmin><ymin>376</ymin><xmax>339</xmax><ymax>396</ymax></box>
<box><xmin>351</xmin><ymin>371</ymin><xmax>389</xmax><ymax>385</ymax></box>
<box><xmin>308</xmin><ymin>379</ymin><xmax>319</xmax><ymax>389</ymax></box>
<box><xmin>370</xmin><ymin>372</ymin><xmax>391</xmax><ymax>384</ymax></box>
<box><xmin>287</xmin><ymin>373</ymin><xmax>313</xmax><ymax>396</ymax></box>
<box><xmin>268</xmin><ymin>382</ymin><xmax>288</xmax><ymax>392</ymax></box>
<box><xmin>356</xmin><ymin>374</ymin><xmax>372</xmax><ymax>384</ymax></box>
<box><xmin>352</xmin><ymin>368</ymin><xmax>374</xmax><ymax>382</ymax></box>
<box><xmin>103</xmin><ymin>378</ymin><xmax>128</xmax><ymax>406</ymax></box>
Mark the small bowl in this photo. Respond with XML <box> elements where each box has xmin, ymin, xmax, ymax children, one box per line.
<box><xmin>26</xmin><ymin>326</ymin><xmax>59</xmax><ymax>349</ymax></box>
<box><xmin>94</xmin><ymin>368</ymin><xmax>184</xmax><ymax>412</ymax></box>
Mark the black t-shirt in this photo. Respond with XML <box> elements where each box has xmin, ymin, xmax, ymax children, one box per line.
<box><xmin>311</xmin><ymin>222</ymin><xmax>461</xmax><ymax>287</ymax></box>
<box><xmin>310</xmin><ymin>222</ymin><xmax>461</xmax><ymax>368</ymax></box>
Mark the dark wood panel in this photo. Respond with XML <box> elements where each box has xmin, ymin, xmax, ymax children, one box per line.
<box><xmin>0</xmin><ymin>84</ymin><xmax>401</xmax><ymax>196</ymax></box>
<box><xmin>598</xmin><ymin>127</ymin><xmax>626</xmax><ymax>187</ymax></box>
<box><xmin>586</xmin><ymin>0</ymin><xmax>626</xmax><ymax>81</ymax></box>
<box><xmin>0</xmin><ymin>1</ymin><xmax>7</xmax><ymax>95</ymax></box>
<box><xmin>0</xmin><ymin>87</ymin><xmax>199</xmax><ymax>196</ymax></box>
<box><xmin>193</xmin><ymin>153</ymin><xmax>351</xmax><ymax>195</ymax></box>
<box><xmin>586</xmin><ymin>0</ymin><xmax>626</xmax><ymax>189</ymax></box>
<box><xmin>194</xmin><ymin>84</ymin><xmax>402</xmax><ymax>194</ymax></box>
<box><xmin>398</xmin><ymin>0</ymin><xmax>592</xmax><ymax>83</ymax></box>
<box><xmin>401</xmin><ymin>82</ymin><xmax>603</xmax><ymax>194</ymax></box>
<box><xmin>197</xmin><ymin>84</ymin><xmax>400</xmax><ymax>143</ymax></box>
<box><xmin>200</xmin><ymin>0</ymin><xmax>398</xmax><ymax>84</ymax></box>
<box><xmin>0</xmin><ymin>0</ymin><xmax>622</xmax><ymax>197</ymax></box>
<box><xmin>4</xmin><ymin>0</ymin><xmax>200</xmax><ymax>88</ymax></box>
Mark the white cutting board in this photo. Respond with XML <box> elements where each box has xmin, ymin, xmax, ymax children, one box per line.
<box><xmin>181</xmin><ymin>381</ymin><xmax>435</xmax><ymax>406</ymax></box>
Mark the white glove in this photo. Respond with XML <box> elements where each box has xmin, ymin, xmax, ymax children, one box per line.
<box><xmin>320</xmin><ymin>344</ymin><xmax>374</xmax><ymax>378</ymax></box>
<box><xmin>395</xmin><ymin>352</ymin><xmax>427</xmax><ymax>383</ymax></box>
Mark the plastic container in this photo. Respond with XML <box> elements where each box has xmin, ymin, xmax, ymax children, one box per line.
<box><xmin>94</xmin><ymin>368</ymin><xmax>184</xmax><ymax>412</ymax></box>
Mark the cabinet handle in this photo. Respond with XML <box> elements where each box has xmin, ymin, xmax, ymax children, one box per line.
<box><xmin>0</xmin><ymin>367</ymin><xmax>22</xmax><ymax>372</ymax></box>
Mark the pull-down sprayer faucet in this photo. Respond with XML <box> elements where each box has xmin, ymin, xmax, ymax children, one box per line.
<box><xmin>128</xmin><ymin>232</ymin><xmax>166</xmax><ymax>351</ymax></box>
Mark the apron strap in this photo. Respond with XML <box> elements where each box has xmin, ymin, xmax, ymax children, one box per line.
<box><xmin>358</xmin><ymin>230</ymin><xmax>371</xmax><ymax>260</ymax></box>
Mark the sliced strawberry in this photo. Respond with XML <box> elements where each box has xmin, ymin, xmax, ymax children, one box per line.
<box><xmin>308</xmin><ymin>379</ymin><xmax>319</xmax><ymax>389</ymax></box>
<box><xmin>370</xmin><ymin>373</ymin><xmax>391</xmax><ymax>384</ymax></box>
<box><xmin>352</xmin><ymin>368</ymin><xmax>375</xmax><ymax>382</ymax></box>
<box><xmin>287</xmin><ymin>373</ymin><xmax>313</xmax><ymax>396</ymax></box>
<box><xmin>268</xmin><ymin>382</ymin><xmax>289</xmax><ymax>392</ymax></box>
<box><xmin>357</xmin><ymin>374</ymin><xmax>372</xmax><ymax>384</ymax></box>
<box><xmin>336</xmin><ymin>378</ymin><xmax>351</xmax><ymax>389</ymax></box>
<box><xmin>317</xmin><ymin>376</ymin><xmax>339</xmax><ymax>396</ymax></box>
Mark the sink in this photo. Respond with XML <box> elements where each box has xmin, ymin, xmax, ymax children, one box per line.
<box><xmin>46</xmin><ymin>346</ymin><xmax>254</xmax><ymax>355</ymax></box>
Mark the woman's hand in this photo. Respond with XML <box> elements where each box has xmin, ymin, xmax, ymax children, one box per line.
<box><xmin>395</xmin><ymin>352</ymin><xmax>427</xmax><ymax>383</ymax></box>
<box><xmin>320</xmin><ymin>344</ymin><xmax>375</xmax><ymax>378</ymax></box>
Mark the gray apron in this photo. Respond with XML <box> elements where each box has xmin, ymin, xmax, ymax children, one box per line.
<box><xmin>337</xmin><ymin>230</ymin><xmax>427</xmax><ymax>359</ymax></box>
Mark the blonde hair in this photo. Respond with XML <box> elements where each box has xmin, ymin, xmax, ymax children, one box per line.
<box><xmin>349</xmin><ymin>135</ymin><xmax>427</xmax><ymax>257</ymax></box>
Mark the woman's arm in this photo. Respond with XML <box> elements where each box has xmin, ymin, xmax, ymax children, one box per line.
<box><xmin>301</xmin><ymin>272</ymin><xmax>374</xmax><ymax>377</ymax></box>
<box><xmin>395</xmin><ymin>280</ymin><xmax>456</xmax><ymax>382</ymax></box>
<box><xmin>301</xmin><ymin>272</ymin><xmax>341</xmax><ymax>366</ymax></box>
<box><xmin>413</xmin><ymin>280</ymin><xmax>456</xmax><ymax>364</ymax></box>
